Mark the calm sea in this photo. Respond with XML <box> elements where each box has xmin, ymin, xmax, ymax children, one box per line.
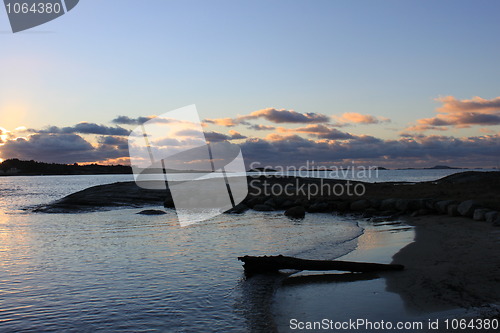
<box><xmin>0</xmin><ymin>169</ymin><xmax>493</xmax><ymax>332</ymax></box>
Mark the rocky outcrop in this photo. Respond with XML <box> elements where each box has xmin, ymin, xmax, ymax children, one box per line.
<box><xmin>32</xmin><ymin>172</ymin><xmax>500</xmax><ymax>227</ymax></box>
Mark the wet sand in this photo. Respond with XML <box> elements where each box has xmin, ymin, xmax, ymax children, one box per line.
<box><xmin>386</xmin><ymin>215</ymin><xmax>500</xmax><ymax>314</ymax></box>
<box><xmin>272</xmin><ymin>216</ymin><xmax>500</xmax><ymax>332</ymax></box>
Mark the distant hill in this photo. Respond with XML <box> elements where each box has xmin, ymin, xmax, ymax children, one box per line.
<box><xmin>0</xmin><ymin>159</ymin><xmax>132</xmax><ymax>176</ymax></box>
<box><xmin>427</xmin><ymin>165</ymin><xmax>462</xmax><ymax>170</ymax></box>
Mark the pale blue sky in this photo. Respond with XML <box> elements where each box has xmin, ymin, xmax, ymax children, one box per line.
<box><xmin>1</xmin><ymin>0</ymin><xmax>500</xmax><ymax>166</ymax></box>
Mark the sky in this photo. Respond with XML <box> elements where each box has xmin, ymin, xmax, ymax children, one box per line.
<box><xmin>1</xmin><ymin>0</ymin><xmax>500</xmax><ymax>168</ymax></box>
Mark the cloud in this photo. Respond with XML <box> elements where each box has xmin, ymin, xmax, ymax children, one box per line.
<box><xmin>240</xmin><ymin>133</ymin><xmax>500</xmax><ymax>168</ymax></box>
<box><xmin>407</xmin><ymin>96</ymin><xmax>500</xmax><ymax>131</ymax></box>
<box><xmin>112</xmin><ymin>115</ymin><xmax>156</xmax><ymax>125</ymax></box>
<box><xmin>228</xmin><ymin>130</ymin><xmax>247</xmax><ymax>140</ymax></box>
<box><xmin>204</xmin><ymin>108</ymin><xmax>330</xmax><ymax>128</ymax></box>
<box><xmin>203</xmin><ymin>118</ymin><xmax>241</xmax><ymax>127</ymax></box>
<box><xmin>335</xmin><ymin>112</ymin><xmax>390</xmax><ymax>124</ymax></box>
<box><xmin>241</xmin><ymin>108</ymin><xmax>330</xmax><ymax>124</ymax></box>
<box><xmin>247</xmin><ymin>124</ymin><xmax>276</xmax><ymax>131</ymax></box>
<box><xmin>205</xmin><ymin>130</ymin><xmax>247</xmax><ymax>142</ymax></box>
<box><xmin>0</xmin><ymin>132</ymin><xmax>132</xmax><ymax>164</ymax></box>
<box><xmin>34</xmin><ymin>122</ymin><xmax>131</xmax><ymax>136</ymax></box>
<box><xmin>175</xmin><ymin>129</ymin><xmax>247</xmax><ymax>142</ymax></box>
<box><xmin>277</xmin><ymin>124</ymin><xmax>355</xmax><ymax>140</ymax></box>
<box><xmin>98</xmin><ymin>136</ymin><xmax>129</xmax><ymax>149</ymax></box>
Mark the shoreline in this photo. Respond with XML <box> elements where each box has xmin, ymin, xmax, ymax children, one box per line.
<box><xmin>271</xmin><ymin>215</ymin><xmax>500</xmax><ymax>332</ymax></box>
<box><xmin>386</xmin><ymin>215</ymin><xmax>500</xmax><ymax>314</ymax></box>
<box><xmin>271</xmin><ymin>218</ymin><xmax>415</xmax><ymax>331</ymax></box>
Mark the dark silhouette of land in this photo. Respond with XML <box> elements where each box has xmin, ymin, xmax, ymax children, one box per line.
<box><xmin>0</xmin><ymin>159</ymin><xmax>132</xmax><ymax>176</ymax></box>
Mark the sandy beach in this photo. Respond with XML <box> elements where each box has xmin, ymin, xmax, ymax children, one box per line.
<box><xmin>272</xmin><ymin>215</ymin><xmax>500</xmax><ymax>332</ymax></box>
<box><xmin>386</xmin><ymin>215</ymin><xmax>500</xmax><ymax>314</ymax></box>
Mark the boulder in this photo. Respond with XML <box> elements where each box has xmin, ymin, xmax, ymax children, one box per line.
<box><xmin>412</xmin><ymin>208</ymin><xmax>431</xmax><ymax>217</ymax></box>
<box><xmin>423</xmin><ymin>199</ymin><xmax>437</xmax><ymax>211</ymax></box>
<box><xmin>457</xmin><ymin>200</ymin><xmax>481</xmax><ymax>217</ymax></box>
<box><xmin>379</xmin><ymin>198</ymin><xmax>397</xmax><ymax>211</ymax></box>
<box><xmin>435</xmin><ymin>200</ymin><xmax>455</xmax><ymax>214</ymax></box>
<box><xmin>395</xmin><ymin>199</ymin><xmax>419</xmax><ymax>212</ymax></box>
<box><xmin>280</xmin><ymin>200</ymin><xmax>295</xmax><ymax>209</ymax></box>
<box><xmin>447</xmin><ymin>204</ymin><xmax>459</xmax><ymax>217</ymax></box>
<box><xmin>285</xmin><ymin>206</ymin><xmax>306</xmax><ymax>219</ymax></box>
<box><xmin>137</xmin><ymin>209</ymin><xmax>167</xmax><ymax>215</ymax></box>
<box><xmin>245</xmin><ymin>196</ymin><xmax>266</xmax><ymax>208</ymax></box>
<box><xmin>368</xmin><ymin>199</ymin><xmax>382</xmax><ymax>210</ymax></box>
<box><xmin>473</xmin><ymin>208</ymin><xmax>490</xmax><ymax>221</ymax></box>
<box><xmin>333</xmin><ymin>201</ymin><xmax>351</xmax><ymax>212</ymax></box>
<box><xmin>362</xmin><ymin>208</ymin><xmax>378</xmax><ymax>218</ymax></box>
<box><xmin>350</xmin><ymin>199</ymin><xmax>371</xmax><ymax>211</ymax></box>
<box><xmin>494</xmin><ymin>216</ymin><xmax>500</xmax><ymax>227</ymax></box>
<box><xmin>485</xmin><ymin>211</ymin><xmax>499</xmax><ymax>223</ymax></box>
<box><xmin>253</xmin><ymin>204</ymin><xmax>274</xmax><ymax>212</ymax></box>
<box><xmin>264</xmin><ymin>198</ymin><xmax>277</xmax><ymax>208</ymax></box>
<box><xmin>308</xmin><ymin>202</ymin><xmax>331</xmax><ymax>213</ymax></box>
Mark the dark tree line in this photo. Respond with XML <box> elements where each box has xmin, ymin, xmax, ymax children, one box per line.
<box><xmin>0</xmin><ymin>159</ymin><xmax>132</xmax><ymax>175</ymax></box>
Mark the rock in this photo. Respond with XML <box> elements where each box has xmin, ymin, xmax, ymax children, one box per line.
<box><xmin>253</xmin><ymin>204</ymin><xmax>274</xmax><ymax>212</ymax></box>
<box><xmin>264</xmin><ymin>198</ymin><xmax>277</xmax><ymax>208</ymax></box>
<box><xmin>473</xmin><ymin>208</ymin><xmax>490</xmax><ymax>221</ymax></box>
<box><xmin>423</xmin><ymin>199</ymin><xmax>437</xmax><ymax>211</ymax></box>
<box><xmin>362</xmin><ymin>208</ymin><xmax>378</xmax><ymax>218</ymax></box>
<box><xmin>293</xmin><ymin>199</ymin><xmax>310</xmax><ymax>209</ymax></box>
<box><xmin>435</xmin><ymin>200</ymin><xmax>455</xmax><ymax>214</ymax></box>
<box><xmin>485</xmin><ymin>211</ymin><xmax>499</xmax><ymax>223</ymax></box>
<box><xmin>395</xmin><ymin>199</ymin><xmax>411</xmax><ymax>212</ymax></box>
<box><xmin>494</xmin><ymin>216</ymin><xmax>500</xmax><ymax>227</ymax></box>
<box><xmin>245</xmin><ymin>196</ymin><xmax>266</xmax><ymax>208</ymax></box>
<box><xmin>368</xmin><ymin>199</ymin><xmax>382</xmax><ymax>210</ymax></box>
<box><xmin>225</xmin><ymin>203</ymin><xmax>248</xmax><ymax>214</ymax></box>
<box><xmin>412</xmin><ymin>208</ymin><xmax>431</xmax><ymax>217</ymax></box>
<box><xmin>380</xmin><ymin>198</ymin><xmax>397</xmax><ymax>211</ymax></box>
<box><xmin>308</xmin><ymin>202</ymin><xmax>331</xmax><ymax>213</ymax></box>
<box><xmin>137</xmin><ymin>209</ymin><xmax>167</xmax><ymax>215</ymax></box>
<box><xmin>285</xmin><ymin>206</ymin><xmax>306</xmax><ymax>219</ymax></box>
<box><xmin>350</xmin><ymin>199</ymin><xmax>371</xmax><ymax>211</ymax></box>
<box><xmin>333</xmin><ymin>201</ymin><xmax>351</xmax><ymax>212</ymax></box>
<box><xmin>447</xmin><ymin>204</ymin><xmax>459</xmax><ymax>217</ymax></box>
<box><xmin>281</xmin><ymin>200</ymin><xmax>295</xmax><ymax>209</ymax></box>
<box><xmin>457</xmin><ymin>200</ymin><xmax>481</xmax><ymax>217</ymax></box>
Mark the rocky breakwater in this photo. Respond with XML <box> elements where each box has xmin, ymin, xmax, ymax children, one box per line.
<box><xmin>33</xmin><ymin>171</ymin><xmax>500</xmax><ymax>226</ymax></box>
<box><xmin>234</xmin><ymin>171</ymin><xmax>500</xmax><ymax>226</ymax></box>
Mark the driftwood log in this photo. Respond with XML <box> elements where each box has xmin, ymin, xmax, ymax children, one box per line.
<box><xmin>238</xmin><ymin>255</ymin><xmax>404</xmax><ymax>275</ymax></box>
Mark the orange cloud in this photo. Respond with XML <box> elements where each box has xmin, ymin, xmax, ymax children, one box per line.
<box><xmin>203</xmin><ymin>118</ymin><xmax>239</xmax><ymax>127</ymax></box>
<box><xmin>406</xmin><ymin>96</ymin><xmax>500</xmax><ymax>132</ymax></box>
<box><xmin>335</xmin><ymin>112</ymin><xmax>390</xmax><ymax>124</ymax></box>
